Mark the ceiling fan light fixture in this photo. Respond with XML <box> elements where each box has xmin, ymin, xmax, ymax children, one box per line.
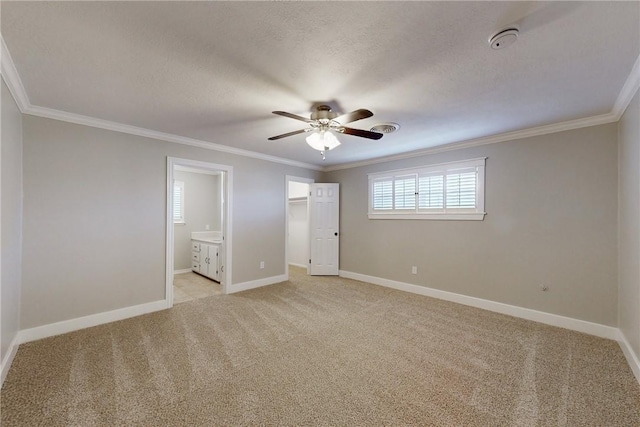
<box><xmin>306</xmin><ymin>131</ymin><xmax>341</xmax><ymax>152</ymax></box>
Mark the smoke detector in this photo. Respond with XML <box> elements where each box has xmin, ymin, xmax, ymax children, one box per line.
<box><xmin>489</xmin><ymin>28</ymin><xmax>519</xmax><ymax>50</ymax></box>
<box><xmin>370</xmin><ymin>122</ymin><xmax>400</xmax><ymax>134</ymax></box>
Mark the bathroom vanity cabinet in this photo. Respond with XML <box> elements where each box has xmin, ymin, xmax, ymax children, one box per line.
<box><xmin>191</xmin><ymin>240</ymin><xmax>220</xmax><ymax>282</ymax></box>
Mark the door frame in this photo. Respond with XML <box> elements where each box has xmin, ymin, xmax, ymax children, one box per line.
<box><xmin>166</xmin><ymin>157</ymin><xmax>233</xmax><ymax>307</ymax></box>
<box><xmin>285</xmin><ymin>175</ymin><xmax>314</xmax><ymax>278</ymax></box>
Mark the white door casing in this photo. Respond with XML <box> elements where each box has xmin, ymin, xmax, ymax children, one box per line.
<box><xmin>309</xmin><ymin>183</ymin><xmax>339</xmax><ymax>275</ymax></box>
<box><xmin>166</xmin><ymin>157</ymin><xmax>233</xmax><ymax>306</ymax></box>
<box><xmin>285</xmin><ymin>175</ymin><xmax>314</xmax><ymax>277</ymax></box>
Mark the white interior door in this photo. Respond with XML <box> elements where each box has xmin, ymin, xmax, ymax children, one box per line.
<box><xmin>309</xmin><ymin>183</ymin><xmax>339</xmax><ymax>275</ymax></box>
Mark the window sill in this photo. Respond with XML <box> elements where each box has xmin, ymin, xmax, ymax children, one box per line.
<box><xmin>174</xmin><ymin>221</ymin><xmax>186</xmax><ymax>226</ymax></box>
<box><xmin>368</xmin><ymin>212</ymin><xmax>486</xmax><ymax>221</ymax></box>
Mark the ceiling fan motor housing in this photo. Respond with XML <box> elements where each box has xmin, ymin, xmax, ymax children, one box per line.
<box><xmin>310</xmin><ymin>105</ymin><xmax>338</xmax><ymax>122</ymax></box>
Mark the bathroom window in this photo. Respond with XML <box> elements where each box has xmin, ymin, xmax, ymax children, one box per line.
<box><xmin>368</xmin><ymin>158</ymin><xmax>486</xmax><ymax>220</ymax></box>
<box><xmin>173</xmin><ymin>180</ymin><xmax>185</xmax><ymax>224</ymax></box>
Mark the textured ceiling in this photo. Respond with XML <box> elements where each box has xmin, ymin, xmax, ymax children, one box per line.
<box><xmin>2</xmin><ymin>1</ymin><xmax>639</xmax><ymax>167</ymax></box>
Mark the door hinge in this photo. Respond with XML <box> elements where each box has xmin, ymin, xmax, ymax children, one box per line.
<box><xmin>309</xmin><ymin>259</ymin><xmax>311</xmax><ymax>264</ymax></box>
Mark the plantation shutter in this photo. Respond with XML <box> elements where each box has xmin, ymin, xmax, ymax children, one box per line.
<box><xmin>173</xmin><ymin>180</ymin><xmax>184</xmax><ymax>222</ymax></box>
<box><xmin>418</xmin><ymin>174</ymin><xmax>444</xmax><ymax>210</ymax></box>
<box><xmin>394</xmin><ymin>175</ymin><xmax>417</xmax><ymax>210</ymax></box>
<box><xmin>372</xmin><ymin>178</ymin><xmax>393</xmax><ymax>210</ymax></box>
<box><xmin>445</xmin><ymin>170</ymin><xmax>477</xmax><ymax>208</ymax></box>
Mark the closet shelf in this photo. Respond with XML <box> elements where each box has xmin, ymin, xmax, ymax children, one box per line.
<box><xmin>288</xmin><ymin>197</ymin><xmax>307</xmax><ymax>203</ymax></box>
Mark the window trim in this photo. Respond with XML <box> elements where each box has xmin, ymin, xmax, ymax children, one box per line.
<box><xmin>367</xmin><ymin>157</ymin><xmax>486</xmax><ymax>221</ymax></box>
<box><xmin>173</xmin><ymin>180</ymin><xmax>185</xmax><ymax>224</ymax></box>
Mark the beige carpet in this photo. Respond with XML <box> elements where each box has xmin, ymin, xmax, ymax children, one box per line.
<box><xmin>2</xmin><ymin>267</ymin><xmax>639</xmax><ymax>426</ymax></box>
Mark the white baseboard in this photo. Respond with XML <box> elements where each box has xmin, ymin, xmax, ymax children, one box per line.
<box><xmin>3</xmin><ymin>272</ymin><xmax>637</xmax><ymax>388</ymax></box>
<box><xmin>1</xmin><ymin>334</ymin><xmax>20</xmax><ymax>387</ymax></box>
<box><xmin>18</xmin><ymin>300</ymin><xmax>168</xmax><ymax>345</ymax></box>
<box><xmin>339</xmin><ymin>270</ymin><xmax>618</xmax><ymax>340</ymax></box>
<box><xmin>173</xmin><ymin>268</ymin><xmax>192</xmax><ymax>275</ymax></box>
<box><xmin>617</xmin><ymin>330</ymin><xmax>640</xmax><ymax>384</ymax></box>
<box><xmin>229</xmin><ymin>274</ymin><xmax>288</xmax><ymax>294</ymax></box>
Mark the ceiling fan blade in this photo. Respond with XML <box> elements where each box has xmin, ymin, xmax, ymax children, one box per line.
<box><xmin>272</xmin><ymin>111</ymin><xmax>313</xmax><ymax>123</ymax></box>
<box><xmin>267</xmin><ymin>129</ymin><xmax>308</xmax><ymax>141</ymax></box>
<box><xmin>340</xmin><ymin>127</ymin><xmax>383</xmax><ymax>140</ymax></box>
<box><xmin>334</xmin><ymin>109</ymin><xmax>374</xmax><ymax>124</ymax></box>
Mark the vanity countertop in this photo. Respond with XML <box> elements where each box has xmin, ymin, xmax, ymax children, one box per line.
<box><xmin>191</xmin><ymin>231</ymin><xmax>222</xmax><ymax>244</ymax></box>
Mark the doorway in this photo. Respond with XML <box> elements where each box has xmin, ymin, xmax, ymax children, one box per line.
<box><xmin>285</xmin><ymin>176</ymin><xmax>314</xmax><ymax>278</ymax></box>
<box><xmin>166</xmin><ymin>157</ymin><xmax>233</xmax><ymax>307</ymax></box>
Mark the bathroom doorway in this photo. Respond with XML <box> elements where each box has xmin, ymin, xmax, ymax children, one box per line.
<box><xmin>166</xmin><ymin>157</ymin><xmax>233</xmax><ymax>307</ymax></box>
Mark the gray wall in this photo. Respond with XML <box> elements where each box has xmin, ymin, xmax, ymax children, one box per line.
<box><xmin>173</xmin><ymin>170</ymin><xmax>221</xmax><ymax>271</ymax></box>
<box><xmin>21</xmin><ymin>115</ymin><xmax>319</xmax><ymax>329</ymax></box>
<box><xmin>1</xmin><ymin>80</ymin><xmax>23</xmax><ymax>360</ymax></box>
<box><xmin>11</xmin><ymin>102</ymin><xmax>627</xmax><ymax>331</ymax></box>
<box><xmin>618</xmin><ymin>89</ymin><xmax>640</xmax><ymax>357</ymax></box>
<box><xmin>325</xmin><ymin>124</ymin><xmax>619</xmax><ymax>326</ymax></box>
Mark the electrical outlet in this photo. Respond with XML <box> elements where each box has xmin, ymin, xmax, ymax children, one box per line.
<box><xmin>411</xmin><ymin>266</ymin><xmax>417</xmax><ymax>275</ymax></box>
<box><xmin>260</xmin><ymin>261</ymin><xmax>265</xmax><ymax>269</ymax></box>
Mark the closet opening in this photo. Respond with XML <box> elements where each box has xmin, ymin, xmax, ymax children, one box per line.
<box><xmin>285</xmin><ymin>176</ymin><xmax>314</xmax><ymax>278</ymax></box>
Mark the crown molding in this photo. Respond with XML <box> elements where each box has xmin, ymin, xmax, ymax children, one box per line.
<box><xmin>2</xmin><ymin>33</ymin><xmax>637</xmax><ymax>174</ymax></box>
<box><xmin>324</xmin><ymin>53</ymin><xmax>639</xmax><ymax>172</ymax></box>
<box><xmin>25</xmin><ymin>105</ymin><xmax>322</xmax><ymax>170</ymax></box>
<box><xmin>323</xmin><ymin>112</ymin><xmax>618</xmax><ymax>172</ymax></box>
<box><xmin>612</xmin><ymin>54</ymin><xmax>640</xmax><ymax>120</ymax></box>
<box><xmin>1</xmin><ymin>36</ymin><xmax>30</xmax><ymax>112</ymax></box>
<box><xmin>0</xmin><ymin>34</ymin><xmax>321</xmax><ymax>171</ymax></box>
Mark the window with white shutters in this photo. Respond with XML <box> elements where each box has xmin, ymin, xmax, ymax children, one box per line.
<box><xmin>173</xmin><ymin>180</ymin><xmax>185</xmax><ymax>224</ymax></box>
<box><xmin>368</xmin><ymin>158</ymin><xmax>486</xmax><ymax>220</ymax></box>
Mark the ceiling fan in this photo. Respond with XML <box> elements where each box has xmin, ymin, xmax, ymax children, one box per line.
<box><xmin>268</xmin><ymin>105</ymin><xmax>383</xmax><ymax>159</ymax></box>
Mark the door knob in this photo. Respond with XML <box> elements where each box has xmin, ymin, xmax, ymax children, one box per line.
<box><xmin>334</xmin><ymin>232</ymin><xmax>338</xmax><ymax>236</ymax></box>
